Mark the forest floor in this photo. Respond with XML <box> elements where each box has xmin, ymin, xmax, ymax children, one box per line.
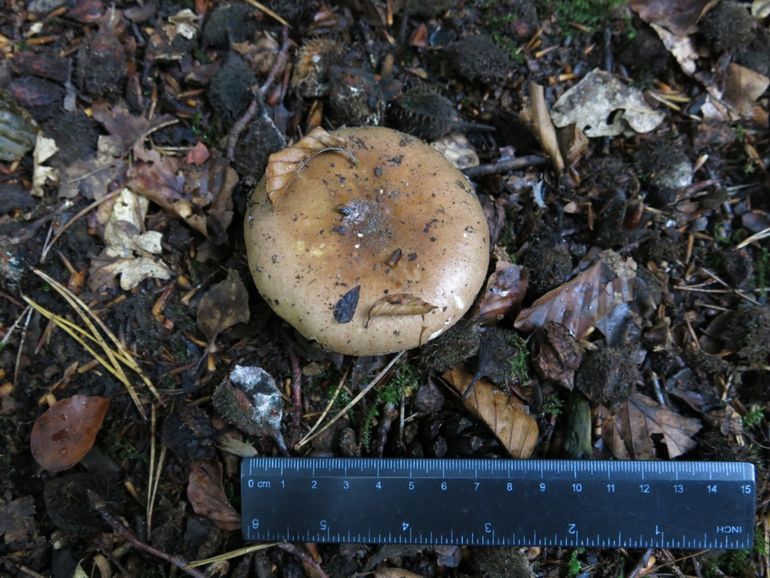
<box><xmin>1</xmin><ymin>0</ymin><xmax>770</xmax><ymax>576</ymax></box>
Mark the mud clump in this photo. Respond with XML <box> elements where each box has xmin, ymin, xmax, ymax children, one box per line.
<box><xmin>202</xmin><ymin>4</ymin><xmax>257</xmax><ymax>48</ymax></box>
<box><xmin>723</xmin><ymin>306</ymin><xmax>770</xmax><ymax>366</ymax></box>
<box><xmin>700</xmin><ymin>1</ymin><xmax>754</xmax><ymax>53</ymax></box>
<box><xmin>447</xmin><ymin>35</ymin><xmax>513</xmax><ymax>84</ymax></box>
<box><xmin>232</xmin><ymin>101</ymin><xmax>286</xmax><ymax>179</ymax></box>
<box><xmin>43</xmin><ymin>111</ymin><xmax>98</xmax><ymax>165</ymax></box>
<box><xmin>419</xmin><ymin>320</ymin><xmax>481</xmax><ymax>372</ymax></box>
<box><xmin>208</xmin><ymin>54</ymin><xmax>257</xmax><ymax>128</ymax></box>
<box><xmin>619</xmin><ymin>25</ymin><xmax>672</xmax><ymax>78</ymax></box>
<box><xmin>635</xmin><ymin>236</ymin><xmax>682</xmax><ymax>266</ymax></box>
<box><xmin>76</xmin><ymin>29</ymin><xmax>127</xmax><ymax>98</ymax></box>
<box><xmin>575</xmin><ymin>346</ymin><xmax>640</xmax><ymax>406</ymax></box>
<box><xmin>522</xmin><ymin>240</ymin><xmax>572</xmax><ymax>297</ymax></box>
<box><xmin>635</xmin><ymin>136</ymin><xmax>693</xmax><ymax>207</ymax></box>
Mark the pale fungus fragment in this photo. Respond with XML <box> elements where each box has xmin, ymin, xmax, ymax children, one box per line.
<box><xmin>244</xmin><ymin>126</ymin><xmax>490</xmax><ymax>355</ymax></box>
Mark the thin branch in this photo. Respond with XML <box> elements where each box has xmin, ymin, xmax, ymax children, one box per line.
<box><xmin>462</xmin><ymin>155</ymin><xmax>547</xmax><ymax>178</ymax></box>
<box><xmin>88</xmin><ymin>490</ymin><xmax>207</xmax><ymax>578</ymax></box>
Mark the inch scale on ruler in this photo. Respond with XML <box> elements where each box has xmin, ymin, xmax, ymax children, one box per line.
<box><xmin>240</xmin><ymin>458</ymin><xmax>755</xmax><ymax>549</ymax></box>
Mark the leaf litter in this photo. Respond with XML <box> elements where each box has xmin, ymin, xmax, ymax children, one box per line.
<box><xmin>2</xmin><ymin>0</ymin><xmax>769</xmax><ymax>575</ymax></box>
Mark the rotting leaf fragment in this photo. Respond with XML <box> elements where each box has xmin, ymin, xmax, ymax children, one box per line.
<box><xmin>334</xmin><ymin>285</ymin><xmax>360</xmax><ymax>324</ymax></box>
<box><xmin>366</xmin><ymin>293</ymin><xmax>437</xmax><ymax>327</ymax></box>
<box><xmin>265</xmin><ymin>126</ymin><xmax>357</xmax><ymax>206</ymax></box>
<box><xmin>30</xmin><ymin>395</ymin><xmax>110</xmax><ymax>473</ymax></box>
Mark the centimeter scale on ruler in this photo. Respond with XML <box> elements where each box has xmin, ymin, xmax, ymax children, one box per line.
<box><xmin>240</xmin><ymin>458</ymin><xmax>755</xmax><ymax>550</ymax></box>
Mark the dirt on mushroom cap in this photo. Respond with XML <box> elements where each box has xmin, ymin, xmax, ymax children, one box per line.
<box><xmin>244</xmin><ymin>126</ymin><xmax>490</xmax><ymax>355</ymax></box>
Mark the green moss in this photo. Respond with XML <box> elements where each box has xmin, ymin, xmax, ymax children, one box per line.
<box><xmin>567</xmin><ymin>548</ymin><xmax>585</xmax><ymax>578</ymax></box>
<box><xmin>743</xmin><ymin>406</ymin><xmax>764</xmax><ymax>428</ymax></box>
<box><xmin>507</xmin><ymin>333</ymin><xmax>530</xmax><ymax>384</ymax></box>
<box><xmin>542</xmin><ymin>393</ymin><xmax>564</xmax><ymax>417</ymax></box>
<box><xmin>551</xmin><ymin>0</ymin><xmax>627</xmax><ymax>30</ymax></box>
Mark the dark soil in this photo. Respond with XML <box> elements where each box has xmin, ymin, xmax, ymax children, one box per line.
<box><xmin>1</xmin><ymin>0</ymin><xmax>769</xmax><ymax>577</ymax></box>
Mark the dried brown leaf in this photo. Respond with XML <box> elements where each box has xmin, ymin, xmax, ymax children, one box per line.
<box><xmin>723</xmin><ymin>63</ymin><xmax>770</xmax><ymax>117</ymax></box>
<box><xmin>629</xmin><ymin>0</ymin><xmax>716</xmax><ymax>35</ymax></box>
<box><xmin>443</xmin><ymin>368</ymin><xmax>538</xmax><ymax>459</ymax></box>
<box><xmin>599</xmin><ymin>393</ymin><xmax>702</xmax><ymax>460</ymax></box>
<box><xmin>374</xmin><ymin>570</ymin><xmax>425</xmax><ymax>578</ymax></box>
<box><xmin>197</xmin><ymin>269</ymin><xmax>250</xmax><ymax>343</ymax></box>
<box><xmin>30</xmin><ymin>395</ymin><xmax>110</xmax><ymax>472</ymax></box>
<box><xmin>520</xmin><ymin>82</ymin><xmax>564</xmax><ymax>173</ymax></box>
<box><xmin>514</xmin><ymin>250</ymin><xmax>637</xmax><ymax>339</ymax></box>
<box><xmin>187</xmin><ymin>459</ymin><xmax>241</xmax><ymax>531</ymax></box>
<box><xmin>265</xmin><ymin>127</ymin><xmax>357</xmax><ymax>205</ymax></box>
<box><xmin>367</xmin><ymin>294</ymin><xmax>437</xmax><ymax>326</ymax></box>
<box><xmin>532</xmin><ymin>321</ymin><xmax>582</xmax><ymax>389</ymax></box>
<box><xmin>474</xmin><ymin>261</ymin><xmax>528</xmax><ymax>324</ymax></box>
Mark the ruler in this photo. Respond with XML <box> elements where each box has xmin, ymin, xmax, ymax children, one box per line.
<box><xmin>241</xmin><ymin>458</ymin><xmax>755</xmax><ymax>549</ymax></box>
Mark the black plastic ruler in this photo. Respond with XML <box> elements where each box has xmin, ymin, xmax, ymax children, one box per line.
<box><xmin>241</xmin><ymin>458</ymin><xmax>755</xmax><ymax>549</ymax></box>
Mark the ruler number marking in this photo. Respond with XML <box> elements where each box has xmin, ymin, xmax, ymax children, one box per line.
<box><xmin>640</xmin><ymin>484</ymin><xmax>651</xmax><ymax>494</ymax></box>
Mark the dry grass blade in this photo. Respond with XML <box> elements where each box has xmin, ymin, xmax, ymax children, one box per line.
<box><xmin>295</xmin><ymin>351</ymin><xmax>404</xmax><ymax>449</ymax></box>
<box><xmin>146</xmin><ymin>403</ymin><xmax>166</xmax><ymax>536</ymax></box>
<box><xmin>22</xmin><ymin>296</ymin><xmax>146</xmax><ymax>417</ymax></box>
<box><xmin>187</xmin><ymin>543</ymin><xmax>277</xmax><ymax>569</ymax></box>
<box><xmin>242</xmin><ymin>0</ymin><xmax>290</xmax><ymax>27</ymax></box>
<box><xmin>736</xmin><ymin>225</ymin><xmax>770</xmax><ymax>249</ymax></box>
<box><xmin>40</xmin><ymin>189</ymin><xmax>121</xmax><ymax>263</ymax></box>
<box><xmin>298</xmin><ymin>370</ymin><xmax>349</xmax><ymax>446</ymax></box>
<box><xmin>32</xmin><ymin>268</ymin><xmax>160</xmax><ymax>400</ymax></box>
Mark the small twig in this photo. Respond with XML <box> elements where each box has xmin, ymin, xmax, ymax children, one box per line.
<box><xmin>40</xmin><ymin>190</ymin><xmax>122</xmax><ymax>262</ymax></box>
<box><xmin>462</xmin><ymin>155</ymin><xmax>547</xmax><ymax>178</ymax></box>
<box><xmin>260</xmin><ymin>27</ymin><xmax>290</xmax><ymax>95</ymax></box>
<box><xmin>88</xmin><ymin>490</ymin><xmax>206</xmax><ymax>578</ymax></box>
<box><xmin>226</xmin><ymin>98</ymin><xmax>259</xmax><ymax>162</ymax></box>
<box><xmin>12</xmin><ymin>306</ymin><xmax>33</xmax><ymax>386</ymax></box>
<box><xmin>628</xmin><ymin>548</ymin><xmax>654</xmax><ymax>578</ymax></box>
<box><xmin>296</xmin><ymin>352</ymin><xmax>404</xmax><ymax>448</ymax></box>
<box><xmin>278</xmin><ymin>543</ymin><xmax>329</xmax><ymax>578</ymax></box>
<box><xmin>289</xmin><ymin>351</ymin><xmax>303</xmax><ymax>440</ymax></box>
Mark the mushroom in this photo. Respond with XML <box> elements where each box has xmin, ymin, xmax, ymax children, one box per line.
<box><xmin>244</xmin><ymin>126</ymin><xmax>489</xmax><ymax>356</ymax></box>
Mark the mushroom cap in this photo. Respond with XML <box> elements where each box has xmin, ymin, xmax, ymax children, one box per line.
<box><xmin>244</xmin><ymin>126</ymin><xmax>490</xmax><ymax>355</ymax></box>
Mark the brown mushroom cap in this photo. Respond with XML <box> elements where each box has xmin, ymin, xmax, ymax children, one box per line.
<box><xmin>244</xmin><ymin>126</ymin><xmax>490</xmax><ymax>355</ymax></box>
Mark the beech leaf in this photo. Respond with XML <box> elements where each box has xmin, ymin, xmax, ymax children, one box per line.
<box><xmin>366</xmin><ymin>293</ymin><xmax>437</xmax><ymax>326</ymax></box>
<box><xmin>30</xmin><ymin>395</ymin><xmax>110</xmax><ymax>472</ymax></box>
<box><xmin>443</xmin><ymin>368</ymin><xmax>538</xmax><ymax>459</ymax></box>
<box><xmin>474</xmin><ymin>261</ymin><xmax>528</xmax><ymax>324</ymax></box>
<box><xmin>187</xmin><ymin>459</ymin><xmax>241</xmax><ymax>531</ymax></box>
<box><xmin>515</xmin><ymin>250</ymin><xmax>636</xmax><ymax>339</ymax></box>
<box><xmin>599</xmin><ymin>393</ymin><xmax>702</xmax><ymax>460</ymax></box>
<box><xmin>197</xmin><ymin>269</ymin><xmax>250</xmax><ymax>342</ymax></box>
<box><xmin>265</xmin><ymin>127</ymin><xmax>357</xmax><ymax>205</ymax></box>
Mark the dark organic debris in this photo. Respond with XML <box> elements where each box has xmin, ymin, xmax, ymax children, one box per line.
<box><xmin>333</xmin><ymin>285</ymin><xmax>361</xmax><ymax>324</ymax></box>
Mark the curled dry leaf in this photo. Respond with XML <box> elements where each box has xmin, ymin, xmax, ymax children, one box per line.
<box><xmin>443</xmin><ymin>368</ymin><xmax>538</xmax><ymax>459</ymax></box>
<box><xmin>474</xmin><ymin>260</ymin><xmax>528</xmax><ymax>324</ymax></box>
<box><xmin>366</xmin><ymin>293</ymin><xmax>437</xmax><ymax>327</ymax></box>
<box><xmin>30</xmin><ymin>395</ymin><xmax>110</xmax><ymax>472</ymax></box>
<box><xmin>598</xmin><ymin>393</ymin><xmax>702</xmax><ymax>460</ymax></box>
<box><xmin>551</xmin><ymin>69</ymin><xmax>666</xmax><ymax>137</ymax></box>
<box><xmin>197</xmin><ymin>269</ymin><xmax>250</xmax><ymax>343</ymax></box>
<box><xmin>520</xmin><ymin>82</ymin><xmax>564</xmax><ymax>173</ymax></box>
<box><xmin>629</xmin><ymin>0</ymin><xmax>715</xmax><ymax>35</ymax></box>
<box><xmin>515</xmin><ymin>250</ymin><xmax>637</xmax><ymax>339</ymax></box>
<box><xmin>187</xmin><ymin>459</ymin><xmax>241</xmax><ymax>531</ymax></box>
<box><xmin>532</xmin><ymin>321</ymin><xmax>582</xmax><ymax>390</ymax></box>
<box><xmin>266</xmin><ymin>127</ymin><xmax>357</xmax><ymax>205</ymax></box>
